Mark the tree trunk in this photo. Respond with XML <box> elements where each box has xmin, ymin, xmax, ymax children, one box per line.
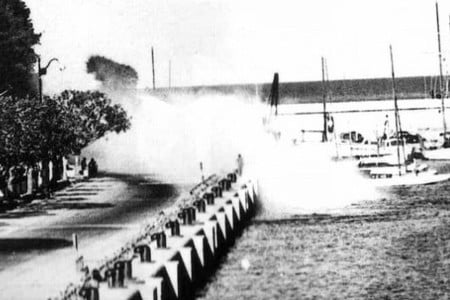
<box><xmin>50</xmin><ymin>156</ymin><xmax>62</xmax><ymax>189</ymax></box>
<box><xmin>57</xmin><ymin>156</ymin><xmax>64</xmax><ymax>181</ymax></box>
<box><xmin>0</xmin><ymin>167</ymin><xmax>9</xmax><ymax>202</ymax></box>
<box><xmin>26</xmin><ymin>166</ymin><xmax>33</xmax><ymax>195</ymax></box>
<box><xmin>7</xmin><ymin>166</ymin><xmax>15</xmax><ymax>199</ymax></box>
<box><xmin>50</xmin><ymin>158</ymin><xmax>56</xmax><ymax>189</ymax></box>
<box><xmin>62</xmin><ymin>156</ymin><xmax>68</xmax><ymax>181</ymax></box>
<box><xmin>41</xmin><ymin>158</ymin><xmax>50</xmax><ymax>198</ymax></box>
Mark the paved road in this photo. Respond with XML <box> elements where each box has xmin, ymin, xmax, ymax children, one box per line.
<box><xmin>0</xmin><ymin>173</ymin><xmax>186</xmax><ymax>299</ymax></box>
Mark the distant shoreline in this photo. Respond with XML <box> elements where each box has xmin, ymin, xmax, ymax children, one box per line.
<box><xmin>145</xmin><ymin>75</ymin><xmax>440</xmax><ymax>104</ymax></box>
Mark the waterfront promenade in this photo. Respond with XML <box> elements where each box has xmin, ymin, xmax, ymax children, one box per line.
<box><xmin>0</xmin><ymin>174</ymin><xmax>182</xmax><ymax>300</ymax></box>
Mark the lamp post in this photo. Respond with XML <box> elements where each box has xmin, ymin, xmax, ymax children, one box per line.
<box><xmin>36</xmin><ymin>55</ymin><xmax>59</xmax><ymax>102</ymax></box>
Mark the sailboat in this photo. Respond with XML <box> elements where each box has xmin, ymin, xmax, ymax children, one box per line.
<box><xmin>422</xmin><ymin>2</ymin><xmax>450</xmax><ymax>160</ymax></box>
<box><xmin>357</xmin><ymin>45</ymin><xmax>450</xmax><ymax>187</ymax></box>
<box><xmin>318</xmin><ymin>58</ymin><xmax>392</xmax><ymax>160</ymax></box>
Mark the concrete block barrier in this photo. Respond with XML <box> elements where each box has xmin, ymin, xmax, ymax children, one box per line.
<box><xmin>50</xmin><ymin>173</ymin><xmax>258</xmax><ymax>300</ymax></box>
<box><xmin>134</xmin><ymin>245</ymin><xmax>152</xmax><ymax>262</ymax></box>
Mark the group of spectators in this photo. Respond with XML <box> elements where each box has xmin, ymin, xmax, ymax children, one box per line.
<box><xmin>0</xmin><ymin>157</ymin><xmax>99</xmax><ymax>206</ymax></box>
<box><xmin>80</xmin><ymin>157</ymin><xmax>98</xmax><ymax>177</ymax></box>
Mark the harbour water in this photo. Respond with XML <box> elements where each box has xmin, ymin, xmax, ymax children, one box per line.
<box><xmin>274</xmin><ymin>98</ymin><xmax>450</xmax><ymax>142</ymax></box>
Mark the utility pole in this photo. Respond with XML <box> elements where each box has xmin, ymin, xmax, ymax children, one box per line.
<box><xmin>151</xmin><ymin>47</ymin><xmax>156</xmax><ymax>90</ymax></box>
<box><xmin>436</xmin><ymin>1</ymin><xmax>447</xmax><ymax>139</ymax></box>
<box><xmin>324</xmin><ymin>59</ymin><xmax>331</xmax><ymax>102</ymax></box>
<box><xmin>36</xmin><ymin>55</ymin><xmax>59</xmax><ymax>103</ymax></box>
<box><xmin>321</xmin><ymin>57</ymin><xmax>328</xmax><ymax>142</ymax></box>
<box><xmin>37</xmin><ymin>56</ymin><xmax>43</xmax><ymax>102</ymax></box>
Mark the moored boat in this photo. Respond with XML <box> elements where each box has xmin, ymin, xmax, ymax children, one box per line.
<box><xmin>357</xmin><ymin>46</ymin><xmax>450</xmax><ymax>187</ymax></box>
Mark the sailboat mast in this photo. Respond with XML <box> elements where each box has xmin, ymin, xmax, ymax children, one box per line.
<box><xmin>389</xmin><ymin>45</ymin><xmax>403</xmax><ymax>176</ymax></box>
<box><xmin>447</xmin><ymin>14</ymin><xmax>450</xmax><ymax>99</ymax></box>
<box><xmin>324</xmin><ymin>59</ymin><xmax>339</xmax><ymax>156</ymax></box>
<box><xmin>325</xmin><ymin>60</ymin><xmax>331</xmax><ymax>102</ymax></box>
<box><xmin>436</xmin><ymin>1</ymin><xmax>447</xmax><ymax>138</ymax></box>
<box><xmin>321</xmin><ymin>57</ymin><xmax>328</xmax><ymax>142</ymax></box>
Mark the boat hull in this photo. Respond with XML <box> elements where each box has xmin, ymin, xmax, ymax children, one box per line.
<box><xmin>365</xmin><ymin>170</ymin><xmax>450</xmax><ymax>187</ymax></box>
<box><xmin>423</xmin><ymin>148</ymin><xmax>450</xmax><ymax>160</ymax></box>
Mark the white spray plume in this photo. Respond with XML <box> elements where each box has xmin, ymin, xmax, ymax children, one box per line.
<box><xmin>83</xmin><ymin>91</ymin><xmax>265</xmax><ymax>183</ymax></box>
<box><xmin>250</xmin><ymin>142</ymin><xmax>381</xmax><ymax>217</ymax></box>
<box><xmin>83</xmin><ymin>91</ymin><xmax>380</xmax><ymax>213</ymax></box>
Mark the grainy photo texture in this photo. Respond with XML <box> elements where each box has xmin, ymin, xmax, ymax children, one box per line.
<box><xmin>0</xmin><ymin>1</ymin><xmax>450</xmax><ymax>300</ymax></box>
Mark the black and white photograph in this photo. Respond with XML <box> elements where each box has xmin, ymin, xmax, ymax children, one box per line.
<box><xmin>1</xmin><ymin>0</ymin><xmax>450</xmax><ymax>299</ymax></box>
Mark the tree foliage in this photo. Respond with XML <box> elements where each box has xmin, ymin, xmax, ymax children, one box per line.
<box><xmin>0</xmin><ymin>90</ymin><xmax>131</xmax><ymax>170</ymax></box>
<box><xmin>0</xmin><ymin>96</ymin><xmax>41</xmax><ymax>167</ymax></box>
<box><xmin>86</xmin><ymin>55</ymin><xmax>139</xmax><ymax>90</ymax></box>
<box><xmin>0</xmin><ymin>0</ymin><xmax>40</xmax><ymax>97</ymax></box>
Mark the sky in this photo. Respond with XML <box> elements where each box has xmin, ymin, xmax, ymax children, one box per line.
<box><xmin>25</xmin><ymin>0</ymin><xmax>450</xmax><ymax>93</ymax></box>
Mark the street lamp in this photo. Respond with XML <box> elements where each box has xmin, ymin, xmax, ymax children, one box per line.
<box><xmin>36</xmin><ymin>55</ymin><xmax>59</xmax><ymax>102</ymax></box>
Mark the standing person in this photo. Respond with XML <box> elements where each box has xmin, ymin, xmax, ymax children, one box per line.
<box><xmin>236</xmin><ymin>154</ymin><xmax>244</xmax><ymax>176</ymax></box>
<box><xmin>382</xmin><ymin>114</ymin><xmax>390</xmax><ymax>140</ymax></box>
<box><xmin>88</xmin><ymin>158</ymin><xmax>98</xmax><ymax>177</ymax></box>
<box><xmin>80</xmin><ymin>157</ymin><xmax>87</xmax><ymax>176</ymax></box>
<box><xmin>326</xmin><ymin>113</ymin><xmax>335</xmax><ymax>141</ymax></box>
<box><xmin>0</xmin><ymin>166</ymin><xmax>7</xmax><ymax>200</ymax></box>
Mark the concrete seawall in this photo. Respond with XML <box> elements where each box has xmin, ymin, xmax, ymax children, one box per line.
<box><xmin>57</xmin><ymin>173</ymin><xmax>258</xmax><ymax>300</ymax></box>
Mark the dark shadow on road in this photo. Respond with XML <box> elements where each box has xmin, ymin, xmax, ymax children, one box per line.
<box><xmin>64</xmin><ymin>188</ymin><xmax>105</xmax><ymax>193</ymax></box>
<box><xmin>0</xmin><ymin>238</ymin><xmax>72</xmax><ymax>251</ymax></box>
<box><xmin>45</xmin><ymin>202</ymin><xmax>114</xmax><ymax>210</ymax></box>
<box><xmin>53</xmin><ymin>197</ymin><xmax>88</xmax><ymax>202</ymax></box>
<box><xmin>0</xmin><ymin>211</ymin><xmax>54</xmax><ymax>219</ymax></box>
<box><xmin>56</xmin><ymin>192</ymin><xmax>99</xmax><ymax>197</ymax></box>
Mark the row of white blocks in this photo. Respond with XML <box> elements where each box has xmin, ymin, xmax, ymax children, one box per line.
<box><xmin>90</xmin><ymin>177</ymin><xmax>258</xmax><ymax>300</ymax></box>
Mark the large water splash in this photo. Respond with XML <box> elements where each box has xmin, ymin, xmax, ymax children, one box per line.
<box><xmin>83</xmin><ymin>91</ymin><xmax>265</xmax><ymax>183</ymax></box>
<box><xmin>83</xmin><ymin>91</ymin><xmax>380</xmax><ymax>213</ymax></box>
<box><xmin>252</xmin><ymin>142</ymin><xmax>381</xmax><ymax>217</ymax></box>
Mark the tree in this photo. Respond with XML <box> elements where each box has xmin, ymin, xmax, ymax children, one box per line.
<box><xmin>86</xmin><ymin>55</ymin><xmax>139</xmax><ymax>90</ymax></box>
<box><xmin>0</xmin><ymin>91</ymin><xmax>131</xmax><ymax>199</ymax></box>
<box><xmin>53</xmin><ymin>90</ymin><xmax>131</xmax><ymax>154</ymax></box>
<box><xmin>39</xmin><ymin>90</ymin><xmax>130</xmax><ymax>192</ymax></box>
<box><xmin>0</xmin><ymin>96</ymin><xmax>43</xmax><ymax>198</ymax></box>
<box><xmin>0</xmin><ymin>0</ymin><xmax>40</xmax><ymax>97</ymax></box>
